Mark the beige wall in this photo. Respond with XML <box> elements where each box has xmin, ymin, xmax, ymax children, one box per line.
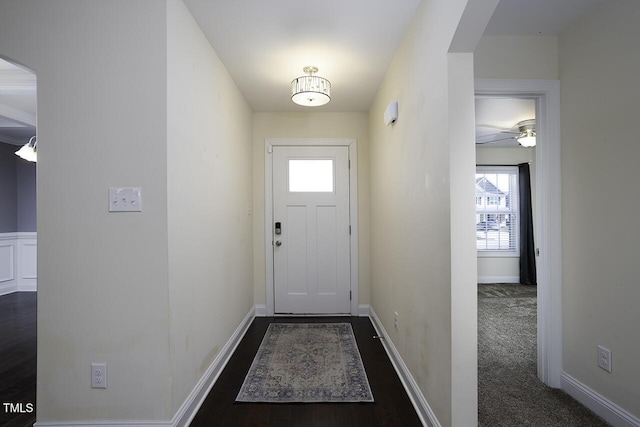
<box><xmin>167</xmin><ymin>0</ymin><xmax>254</xmax><ymax>414</ymax></box>
<box><xmin>559</xmin><ymin>0</ymin><xmax>640</xmax><ymax>417</ymax></box>
<box><xmin>475</xmin><ymin>1</ymin><xmax>640</xmax><ymax>419</ymax></box>
<box><xmin>0</xmin><ymin>0</ymin><xmax>255</xmax><ymax>423</ymax></box>
<box><xmin>0</xmin><ymin>0</ymin><xmax>173</xmax><ymax>421</ymax></box>
<box><xmin>447</xmin><ymin>51</ymin><xmax>482</xmax><ymax>427</ymax></box>
<box><xmin>476</xmin><ymin>147</ymin><xmax>536</xmax><ymax>283</ymax></box>
<box><xmin>475</xmin><ymin>35</ymin><xmax>559</xmax><ymax>80</ymax></box>
<box><xmin>252</xmin><ymin>112</ymin><xmax>370</xmax><ymax>308</ymax></box>
<box><xmin>368</xmin><ymin>0</ymin><xmax>479</xmax><ymax>424</ymax></box>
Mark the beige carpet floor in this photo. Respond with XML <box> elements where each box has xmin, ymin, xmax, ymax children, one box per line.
<box><xmin>478</xmin><ymin>283</ymin><xmax>610</xmax><ymax>426</ymax></box>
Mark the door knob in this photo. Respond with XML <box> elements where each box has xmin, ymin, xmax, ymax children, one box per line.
<box><xmin>275</xmin><ymin>240</ymin><xmax>282</xmax><ymax>247</ymax></box>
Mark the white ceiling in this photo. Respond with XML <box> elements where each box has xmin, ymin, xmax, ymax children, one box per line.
<box><xmin>183</xmin><ymin>0</ymin><xmax>605</xmax><ymax>114</ymax></box>
<box><xmin>183</xmin><ymin>0</ymin><xmax>421</xmax><ymax>112</ymax></box>
<box><xmin>475</xmin><ymin>97</ymin><xmax>535</xmax><ymax>147</ymax></box>
<box><xmin>484</xmin><ymin>0</ymin><xmax>606</xmax><ymax>36</ymax></box>
<box><xmin>0</xmin><ymin>0</ymin><xmax>607</xmax><ymax>146</ymax></box>
<box><xmin>0</xmin><ymin>58</ymin><xmax>36</xmax><ymax>146</ymax></box>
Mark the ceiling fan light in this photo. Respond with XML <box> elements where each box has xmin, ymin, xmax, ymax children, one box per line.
<box><xmin>291</xmin><ymin>66</ymin><xmax>331</xmax><ymax>107</ymax></box>
<box><xmin>517</xmin><ymin>129</ymin><xmax>536</xmax><ymax>147</ymax></box>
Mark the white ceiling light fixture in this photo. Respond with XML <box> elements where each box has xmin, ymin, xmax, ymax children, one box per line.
<box><xmin>516</xmin><ymin>121</ymin><xmax>536</xmax><ymax>147</ymax></box>
<box><xmin>291</xmin><ymin>66</ymin><xmax>331</xmax><ymax>107</ymax></box>
<box><xmin>15</xmin><ymin>136</ymin><xmax>37</xmax><ymax>162</ymax></box>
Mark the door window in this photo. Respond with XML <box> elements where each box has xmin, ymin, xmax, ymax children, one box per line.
<box><xmin>288</xmin><ymin>159</ymin><xmax>334</xmax><ymax>192</ymax></box>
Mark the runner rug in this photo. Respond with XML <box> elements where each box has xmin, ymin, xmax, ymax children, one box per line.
<box><xmin>236</xmin><ymin>323</ymin><xmax>374</xmax><ymax>403</ymax></box>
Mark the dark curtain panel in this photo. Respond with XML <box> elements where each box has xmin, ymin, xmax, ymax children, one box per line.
<box><xmin>519</xmin><ymin>163</ymin><xmax>537</xmax><ymax>285</ymax></box>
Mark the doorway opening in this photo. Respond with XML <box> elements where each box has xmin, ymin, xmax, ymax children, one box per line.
<box><xmin>0</xmin><ymin>54</ymin><xmax>37</xmax><ymax>427</ymax></box>
<box><xmin>475</xmin><ymin>79</ymin><xmax>563</xmax><ymax>390</ymax></box>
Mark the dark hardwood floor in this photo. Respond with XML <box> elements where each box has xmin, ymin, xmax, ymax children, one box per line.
<box><xmin>0</xmin><ymin>292</ymin><xmax>36</xmax><ymax>427</ymax></box>
<box><xmin>0</xmin><ymin>297</ymin><xmax>421</xmax><ymax>427</ymax></box>
<box><xmin>190</xmin><ymin>317</ymin><xmax>422</xmax><ymax>427</ymax></box>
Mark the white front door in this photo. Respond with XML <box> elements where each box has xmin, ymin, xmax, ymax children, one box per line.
<box><xmin>272</xmin><ymin>145</ymin><xmax>351</xmax><ymax>314</ymax></box>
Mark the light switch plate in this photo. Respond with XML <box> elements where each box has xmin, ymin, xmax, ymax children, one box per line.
<box><xmin>109</xmin><ymin>187</ymin><xmax>142</xmax><ymax>212</ymax></box>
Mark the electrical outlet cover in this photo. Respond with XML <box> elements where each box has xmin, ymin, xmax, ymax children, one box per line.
<box><xmin>597</xmin><ymin>345</ymin><xmax>612</xmax><ymax>373</ymax></box>
<box><xmin>91</xmin><ymin>363</ymin><xmax>108</xmax><ymax>388</ymax></box>
<box><xmin>109</xmin><ymin>187</ymin><xmax>142</xmax><ymax>212</ymax></box>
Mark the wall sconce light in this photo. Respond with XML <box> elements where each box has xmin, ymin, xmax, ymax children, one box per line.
<box><xmin>15</xmin><ymin>136</ymin><xmax>37</xmax><ymax>162</ymax></box>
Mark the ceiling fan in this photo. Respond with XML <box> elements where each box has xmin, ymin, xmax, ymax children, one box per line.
<box><xmin>475</xmin><ymin>119</ymin><xmax>536</xmax><ymax>147</ymax></box>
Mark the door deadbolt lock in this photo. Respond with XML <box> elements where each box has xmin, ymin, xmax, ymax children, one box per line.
<box><xmin>275</xmin><ymin>222</ymin><xmax>282</xmax><ymax>235</ymax></box>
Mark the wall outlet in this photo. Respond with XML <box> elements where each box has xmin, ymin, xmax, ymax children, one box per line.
<box><xmin>597</xmin><ymin>345</ymin><xmax>612</xmax><ymax>373</ymax></box>
<box><xmin>91</xmin><ymin>363</ymin><xmax>108</xmax><ymax>388</ymax></box>
<box><xmin>394</xmin><ymin>311</ymin><xmax>399</xmax><ymax>331</ymax></box>
<box><xmin>109</xmin><ymin>187</ymin><xmax>142</xmax><ymax>212</ymax></box>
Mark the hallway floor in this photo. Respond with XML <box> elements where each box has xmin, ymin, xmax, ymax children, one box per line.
<box><xmin>190</xmin><ymin>316</ymin><xmax>422</xmax><ymax>427</ymax></box>
<box><xmin>478</xmin><ymin>283</ymin><xmax>609</xmax><ymax>426</ymax></box>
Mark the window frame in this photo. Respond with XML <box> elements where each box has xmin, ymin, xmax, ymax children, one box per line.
<box><xmin>476</xmin><ymin>165</ymin><xmax>520</xmax><ymax>257</ymax></box>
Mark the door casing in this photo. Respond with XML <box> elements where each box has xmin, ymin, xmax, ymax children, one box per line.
<box><xmin>475</xmin><ymin>78</ymin><xmax>562</xmax><ymax>388</ymax></box>
<box><xmin>265</xmin><ymin>138</ymin><xmax>359</xmax><ymax>316</ymax></box>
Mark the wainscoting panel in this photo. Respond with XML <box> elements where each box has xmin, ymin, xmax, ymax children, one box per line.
<box><xmin>0</xmin><ymin>242</ymin><xmax>14</xmax><ymax>283</ymax></box>
<box><xmin>0</xmin><ymin>233</ymin><xmax>37</xmax><ymax>295</ymax></box>
<box><xmin>20</xmin><ymin>241</ymin><xmax>37</xmax><ymax>279</ymax></box>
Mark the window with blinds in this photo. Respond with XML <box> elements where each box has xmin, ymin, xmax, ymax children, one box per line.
<box><xmin>476</xmin><ymin>166</ymin><xmax>519</xmax><ymax>252</ymax></box>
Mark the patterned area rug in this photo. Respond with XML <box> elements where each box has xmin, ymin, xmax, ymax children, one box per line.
<box><xmin>236</xmin><ymin>323</ymin><xmax>374</xmax><ymax>403</ymax></box>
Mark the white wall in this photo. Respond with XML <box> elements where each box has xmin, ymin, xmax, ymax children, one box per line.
<box><xmin>559</xmin><ymin>0</ymin><xmax>640</xmax><ymax>418</ymax></box>
<box><xmin>252</xmin><ymin>112</ymin><xmax>370</xmax><ymax>308</ymax></box>
<box><xmin>167</xmin><ymin>0</ymin><xmax>254</xmax><ymax>415</ymax></box>
<box><xmin>475</xmin><ymin>147</ymin><xmax>536</xmax><ymax>283</ymax></box>
<box><xmin>367</xmin><ymin>0</ymin><xmax>481</xmax><ymax>424</ymax></box>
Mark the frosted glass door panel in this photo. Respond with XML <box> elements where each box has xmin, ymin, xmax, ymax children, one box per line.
<box><xmin>288</xmin><ymin>159</ymin><xmax>334</xmax><ymax>192</ymax></box>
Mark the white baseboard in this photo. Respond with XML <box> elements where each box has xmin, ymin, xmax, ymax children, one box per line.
<box><xmin>35</xmin><ymin>306</ymin><xmax>255</xmax><ymax>427</ymax></box>
<box><xmin>561</xmin><ymin>372</ymin><xmax>640</xmax><ymax>427</ymax></box>
<box><xmin>368</xmin><ymin>307</ymin><xmax>440</xmax><ymax>427</ymax></box>
<box><xmin>0</xmin><ymin>281</ymin><xmax>17</xmax><ymax>296</ymax></box>
<box><xmin>477</xmin><ymin>275</ymin><xmax>519</xmax><ymax>284</ymax></box>
<box><xmin>173</xmin><ymin>306</ymin><xmax>255</xmax><ymax>427</ymax></box>
<box><xmin>254</xmin><ymin>304</ymin><xmax>363</xmax><ymax>317</ymax></box>
<box><xmin>19</xmin><ymin>283</ymin><xmax>37</xmax><ymax>292</ymax></box>
<box><xmin>358</xmin><ymin>304</ymin><xmax>370</xmax><ymax>317</ymax></box>
<box><xmin>254</xmin><ymin>304</ymin><xmax>267</xmax><ymax>317</ymax></box>
<box><xmin>35</xmin><ymin>421</ymin><xmax>171</xmax><ymax>427</ymax></box>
